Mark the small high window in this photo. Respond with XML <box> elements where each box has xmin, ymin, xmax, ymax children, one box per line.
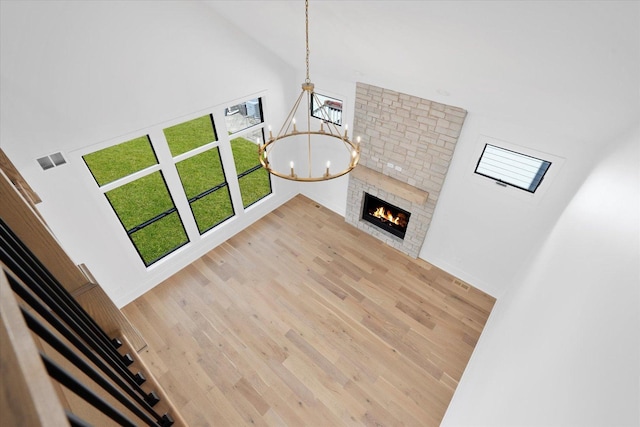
<box><xmin>224</xmin><ymin>98</ymin><xmax>263</xmax><ymax>134</ymax></box>
<box><xmin>311</xmin><ymin>93</ymin><xmax>342</xmax><ymax>126</ymax></box>
<box><xmin>475</xmin><ymin>144</ymin><xmax>551</xmax><ymax>193</ymax></box>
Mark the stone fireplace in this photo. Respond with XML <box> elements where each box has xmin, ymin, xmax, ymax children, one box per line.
<box><xmin>346</xmin><ymin>83</ymin><xmax>467</xmax><ymax>258</ymax></box>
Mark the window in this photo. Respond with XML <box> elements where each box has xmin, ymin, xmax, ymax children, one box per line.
<box><xmin>82</xmin><ymin>95</ymin><xmax>273</xmax><ymax>267</ymax></box>
<box><xmin>475</xmin><ymin>144</ymin><xmax>551</xmax><ymax>193</ymax></box>
<box><xmin>230</xmin><ymin>129</ymin><xmax>272</xmax><ymax>208</ymax></box>
<box><xmin>82</xmin><ymin>136</ymin><xmax>189</xmax><ymax>266</ymax></box>
<box><xmin>83</xmin><ymin>135</ymin><xmax>157</xmax><ymax>186</ymax></box>
<box><xmin>164</xmin><ymin>115</ymin><xmax>234</xmax><ymax>234</ymax></box>
<box><xmin>311</xmin><ymin>93</ymin><xmax>342</xmax><ymax>126</ymax></box>
<box><xmin>224</xmin><ymin>98</ymin><xmax>264</xmax><ymax>134</ymax></box>
<box><xmin>225</xmin><ymin>98</ymin><xmax>272</xmax><ymax>208</ymax></box>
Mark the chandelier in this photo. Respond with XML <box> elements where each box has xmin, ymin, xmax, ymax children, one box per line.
<box><xmin>259</xmin><ymin>0</ymin><xmax>360</xmax><ymax>182</ymax></box>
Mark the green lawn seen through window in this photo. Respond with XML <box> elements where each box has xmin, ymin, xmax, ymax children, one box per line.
<box><xmin>84</xmin><ymin>117</ymin><xmax>271</xmax><ymax>266</ymax></box>
<box><xmin>231</xmin><ymin>135</ymin><xmax>271</xmax><ymax>207</ymax></box>
<box><xmin>164</xmin><ymin>115</ymin><xmax>217</xmax><ymax>157</ymax></box>
<box><xmin>130</xmin><ymin>212</ymin><xmax>188</xmax><ymax>266</ymax></box>
<box><xmin>239</xmin><ymin>168</ymin><xmax>271</xmax><ymax>207</ymax></box>
<box><xmin>105</xmin><ymin>172</ymin><xmax>175</xmax><ymax>230</ymax></box>
<box><xmin>83</xmin><ymin>135</ymin><xmax>157</xmax><ymax>186</ymax></box>
<box><xmin>175</xmin><ymin>147</ymin><xmax>234</xmax><ymax>234</ymax></box>
<box><xmin>190</xmin><ymin>189</ymin><xmax>234</xmax><ymax>233</ymax></box>
<box><xmin>105</xmin><ymin>171</ymin><xmax>188</xmax><ymax>265</ymax></box>
<box><xmin>175</xmin><ymin>149</ymin><xmax>226</xmax><ymax>199</ymax></box>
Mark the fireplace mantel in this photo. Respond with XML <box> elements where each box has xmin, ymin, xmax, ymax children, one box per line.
<box><xmin>351</xmin><ymin>166</ymin><xmax>429</xmax><ymax>205</ymax></box>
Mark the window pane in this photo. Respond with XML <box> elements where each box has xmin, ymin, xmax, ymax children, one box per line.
<box><xmin>130</xmin><ymin>212</ymin><xmax>188</xmax><ymax>266</ymax></box>
<box><xmin>230</xmin><ymin>129</ymin><xmax>262</xmax><ymax>174</ymax></box>
<box><xmin>224</xmin><ymin>98</ymin><xmax>263</xmax><ymax>134</ymax></box>
<box><xmin>175</xmin><ymin>147</ymin><xmax>234</xmax><ymax>234</ymax></box>
<box><xmin>175</xmin><ymin>148</ymin><xmax>226</xmax><ymax>199</ymax></box>
<box><xmin>164</xmin><ymin>115</ymin><xmax>217</xmax><ymax>157</ymax></box>
<box><xmin>190</xmin><ymin>189</ymin><xmax>234</xmax><ymax>233</ymax></box>
<box><xmin>311</xmin><ymin>93</ymin><xmax>343</xmax><ymax>126</ymax></box>
<box><xmin>83</xmin><ymin>136</ymin><xmax>157</xmax><ymax>186</ymax></box>
<box><xmin>239</xmin><ymin>168</ymin><xmax>271</xmax><ymax>208</ymax></box>
<box><xmin>104</xmin><ymin>171</ymin><xmax>188</xmax><ymax>266</ymax></box>
<box><xmin>475</xmin><ymin>144</ymin><xmax>551</xmax><ymax>193</ymax></box>
<box><xmin>105</xmin><ymin>172</ymin><xmax>174</xmax><ymax>230</ymax></box>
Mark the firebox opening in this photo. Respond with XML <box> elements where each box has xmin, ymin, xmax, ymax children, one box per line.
<box><xmin>361</xmin><ymin>193</ymin><xmax>411</xmax><ymax>239</ymax></box>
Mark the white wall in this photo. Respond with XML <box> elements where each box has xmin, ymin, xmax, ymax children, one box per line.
<box><xmin>1</xmin><ymin>0</ymin><xmax>637</xmax><ymax>310</ymax></box>
<box><xmin>419</xmin><ymin>112</ymin><xmax>588</xmax><ymax>297</ymax></box>
<box><xmin>298</xmin><ymin>75</ymin><xmax>357</xmax><ymax>216</ymax></box>
<box><xmin>441</xmin><ymin>125</ymin><xmax>640</xmax><ymax>426</ymax></box>
<box><xmin>0</xmin><ymin>1</ymin><xmax>300</xmax><ymax>306</ymax></box>
<box><xmin>301</xmin><ymin>81</ymin><xmax>598</xmax><ymax>297</ymax></box>
<box><xmin>288</xmin><ymin>1</ymin><xmax>640</xmax><ymax>299</ymax></box>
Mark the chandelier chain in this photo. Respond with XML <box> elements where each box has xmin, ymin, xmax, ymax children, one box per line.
<box><xmin>305</xmin><ymin>0</ymin><xmax>310</xmax><ymax>83</ymax></box>
<box><xmin>257</xmin><ymin>0</ymin><xmax>361</xmax><ymax>182</ymax></box>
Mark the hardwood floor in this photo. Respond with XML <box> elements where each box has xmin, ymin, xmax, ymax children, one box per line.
<box><xmin>122</xmin><ymin>195</ymin><xmax>495</xmax><ymax>426</ymax></box>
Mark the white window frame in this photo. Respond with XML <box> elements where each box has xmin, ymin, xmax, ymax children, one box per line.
<box><xmin>470</xmin><ymin>135</ymin><xmax>565</xmax><ymax>203</ymax></box>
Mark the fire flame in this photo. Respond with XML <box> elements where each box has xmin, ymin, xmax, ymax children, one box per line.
<box><xmin>372</xmin><ymin>206</ymin><xmax>407</xmax><ymax>227</ymax></box>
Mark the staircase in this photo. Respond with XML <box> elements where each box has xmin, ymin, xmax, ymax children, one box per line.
<box><xmin>1</xmin><ymin>217</ymin><xmax>186</xmax><ymax>426</ymax></box>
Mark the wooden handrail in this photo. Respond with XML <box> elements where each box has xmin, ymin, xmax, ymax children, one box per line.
<box><xmin>0</xmin><ymin>267</ymin><xmax>70</xmax><ymax>426</ymax></box>
<box><xmin>0</xmin><ymin>167</ymin><xmax>146</xmax><ymax>351</ymax></box>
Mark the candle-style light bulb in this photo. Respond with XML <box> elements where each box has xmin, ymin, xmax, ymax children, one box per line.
<box><xmin>292</xmin><ymin>117</ymin><xmax>297</xmax><ymax>133</ymax></box>
<box><xmin>268</xmin><ymin>125</ymin><xmax>273</xmax><ymax>140</ymax></box>
<box><xmin>325</xmin><ymin>160</ymin><xmax>331</xmax><ymax>177</ymax></box>
<box><xmin>344</xmin><ymin>123</ymin><xmax>349</xmax><ymax>138</ymax></box>
<box><xmin>290</xmin><ymin>161</ymin><xmax>295</xmax><ymax>177</ymax></box>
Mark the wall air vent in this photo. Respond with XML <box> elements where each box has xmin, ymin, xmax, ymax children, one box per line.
<box><xmin>37</xmin><ymin>152</ymin><xmax>67</xmax><ymax>171</ymax></box>
<box><xmin>453</xmin><ymin>278</ymin><xmax>470</xmax><ymax>292</ymax></box>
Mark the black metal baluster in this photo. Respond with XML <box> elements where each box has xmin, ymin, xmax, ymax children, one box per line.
<box><xmin>0</xmin><ymin>219</ymin><xmax>124</xmax><ymax>357</ymax></box>
<box><xmin>1</xmin><ymin>214</ymin><xmax>177</xmax><ymax>426</ymax></box>
<box><xmin>0</xmin><ymin>236</ymin><xmax>145</xmax><ymax>397</ymax></box>
<box><xmin>23</xmin><ymin>307</ymin><xmax>162</xmax><ymax>425</ymax></box>
<box><xmin>5</xmin><ymin>264</ymin><xmax>159</xmax><ymax>405</ymax></box>
<box><xmin>40</xmin><ymin>353</ymin><xmax>137</xmax><ymax>427</ymax></box>
<box><xmin>66</xmin><ymin>411</ymin><xmax>96</xmax><ymax>427</ymax></box>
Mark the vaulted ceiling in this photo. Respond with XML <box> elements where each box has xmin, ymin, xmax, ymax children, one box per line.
<box><xmin>206</xmin><ymin>1</ymin><xmax>639</xmax><ymax>150</ymax></box>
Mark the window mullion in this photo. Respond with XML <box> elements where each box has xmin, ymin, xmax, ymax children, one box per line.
<box><xmin>98</xmin><ymin>164</ymin><xmax>161</xmax><ymax>194</ymax></box>
<box><xmin>212</xmin><ymin>109</ymin><xmax>245</xmax><ymax>216</ymax></box>
<box><xmin>147</xmin><ymin>129</ymin><xmax>201</xmax><ymax>242</ymax></box>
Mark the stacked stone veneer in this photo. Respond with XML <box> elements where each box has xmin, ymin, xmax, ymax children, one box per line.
<box><xmin>346</xmin><ymin>82</ymin><xmax>467</xmax><ymax>258</ymax></box>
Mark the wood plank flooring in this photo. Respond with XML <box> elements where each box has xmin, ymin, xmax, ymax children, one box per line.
<box><xmin>122</xmin><ymin>195</ymin><xmax>495</xmax><ymax>426</ymax></box>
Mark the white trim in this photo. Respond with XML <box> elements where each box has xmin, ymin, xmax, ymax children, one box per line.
<box><xmin>469</xmin><ymin>134</ymin><xmax>565</xmax><ymax>204</ymax></box>
<box><xmin>97</xmin><ymin>164</ymin><xmax>161</xmax><ymax>193</ymax></box>
<box><xmin>69</xmin><ymin>91</ymin><xmax>273</xmax><ymax>270</ymax></box>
